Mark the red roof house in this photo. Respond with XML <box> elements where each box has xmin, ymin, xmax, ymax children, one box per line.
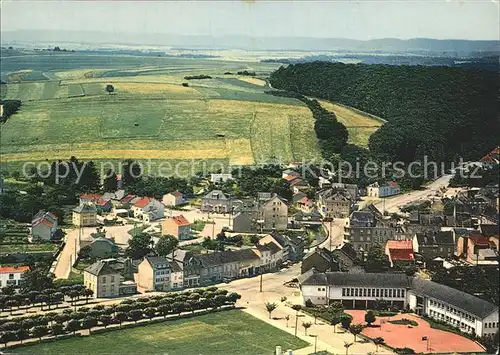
<box><xmin>385</xmin><ymin>240</ymin><xmax>415</xmax><ymax>267</ymax></box>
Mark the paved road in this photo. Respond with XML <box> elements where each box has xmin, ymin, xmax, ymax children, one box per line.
<box><xmin>370</xmin><ymin>174</ymin><xmax>452</xmax><ymax>214</ymax></box>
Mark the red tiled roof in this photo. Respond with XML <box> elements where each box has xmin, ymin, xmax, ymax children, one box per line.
<box><xmin>297</xmin><ymin>196</ymin><xmax>312</xmax><ymax>205</ymax></box>
<box><xmin>0</xmin><ymin>266</ymin><xmax>29</xmax><ymax>274</ymax></box>
<box><xmin>387</xmin><ymin>181</ymin><xmax>399</xmax><ymax>188</ymax></box>
<box><xmin>80</xmin><ymin>193</ymin><xmax>102</xmax><ymax>201</ymax></box>
<box><xmin>284</xmin><ymin>175</ymin><xmax>298</xmax><ymax>182</ymax></box>
<box><xmin>120</xmin><ymin>194</ymin><xmax>136</xmax><ymax>203</ymax></box>
<box><xmin>389</xmin><ymin>249</ymin><xmax>415</xmax><ymax>261</ymax></box>
<box><xmin>134</xmin><ymin>197</ymin><xmax>152</xmax><ymax>208</ymax></box>
<box><xmin>171</xmin><ymin>215</ymin><xmax>190</xmax><ymax>226</ymax></box>
<box><xmin>171</xmin><ymin>191</ymin><xmax>183</xmax><ymax>197</ymax></box>
<box><xmin>33</xmin><ymin>218</ymin><xmax>54</xmax><ymax>228</ymax></box>
<box><xmin>386</xmin><ymin>240</ymin><xmax>412</xmax><ymax>249</ymax></box>
<box><xmin>469</xmin><ymin>232</ymin><xmax>490</xmax><ymax>246</ymax></box>
<box><xmin>96</xmin><ymin>198</ymin><xmax>110</xmax><ymax>206</ymax></box>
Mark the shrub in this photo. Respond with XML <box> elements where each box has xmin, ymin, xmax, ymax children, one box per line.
<box><xmin>395</xmin><ymin>347</ymin><xmax>416</xmax><ymax>354</ymax></box>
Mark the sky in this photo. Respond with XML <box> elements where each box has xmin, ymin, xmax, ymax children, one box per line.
<box><xmin>1</xmin><ymin>0</ymin><xmax>499</xmax><ymax>41</ymax></box>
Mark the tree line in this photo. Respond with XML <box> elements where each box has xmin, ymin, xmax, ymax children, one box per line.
<box><xmin>269</xmin><ymin>62</ymin><xmax>499</xmax><ymax>164</ymax></box>
<box><xmin>0</xmin><ymin>100</ymin><xmax>22</xmax><ymax>123</ymax></box>
<box><xmin>0</xmin><ymin>287</ymin><xmax>240</xmax><ymax>347</ymax></box>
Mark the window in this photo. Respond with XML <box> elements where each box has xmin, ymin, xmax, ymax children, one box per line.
<box><xmin>342</xmin><ymin>288</ymin><xmax>346</xmax><ymax>296</ymax></box>
<box><xmin>389</xmin><ymin>289</ymin><xmax>393</xmax><ymax>298</ymax></box>
<box><xmin>8</xmin><ymin>274</ymin><xmax>14</xmax><ymax>280</ymax></box>
<box><xmin>363</xmin><ymin>288</ymin><xmax>367</xmax><ymax>297</ymax></box>
<box><xmin>102</xmin><ymin>277</ymin><xmax>106</xmax><ymax>283</ymax></box>
<box><xmin>355</xmin><ymin>289</ymin><xmax>359</xmax><ymax>297</ymax></box>
<box><xmin>384</xmin><ymin>289</ymin><xmax>388</xmax><ymax>297</ymax></box>
<box><xmin>111</xmin><ymin>276</ymin><xmax>115</xmax><ymax>282</ymax></box>
<box><xmin>367</xmin><ymin>289</ymin><xmax>371</xmax><ymax>297</ymax></box>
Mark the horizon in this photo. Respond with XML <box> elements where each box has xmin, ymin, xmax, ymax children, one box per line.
<box><xmin>2</xmin><ymin>1</ymin><xmax>499</xmax><ymax>41</ymax></box>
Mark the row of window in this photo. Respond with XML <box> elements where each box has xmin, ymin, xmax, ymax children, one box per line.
<box><xmin>342</xmin><ymin>287</ymin><xmax>405</xmax><ymax>298</ymax></box>
<box><xmin>0</xmin><ymin>279</ymin><xmax>21</xmax><ymax>287</ymax></box>
<box><xmin>429</xmin><ymin>299</ymin><xmax>475</xmax><ymax>322</ymax></box>
<box><xmin>485</xmin><ymin>322</ymin><xmax>499</xmax><ymax>329</ymax></box>
<box><xmin>156</xmin><ymin>270</ymin><xmax>170</xmax><ymax>275</ymax></box>
<box><xmin>428</xmin><ymin>310</ymin><xmax>475</xmax><ymax>333</ymax></box>
<box><xmin>101</xmin><ymin>276</ymin><xmax>115</xmax><ymax>283</ymax></box>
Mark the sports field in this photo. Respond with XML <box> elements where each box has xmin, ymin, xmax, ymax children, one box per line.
<box><xmin>10</xmin><ymin>310</ymin><xmax>309</xmax><ymax>355</ymax></box>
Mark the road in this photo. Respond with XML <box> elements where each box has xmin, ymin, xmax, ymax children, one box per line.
<box><xmin>370</xmin><ymin>174</ymin><xmax>452</xmax><ymax>214</ymax></box>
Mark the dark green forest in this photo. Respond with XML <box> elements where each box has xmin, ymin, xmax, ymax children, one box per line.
<box><xmin>269</xmin><ymin>62</ymin><xmax>499</xmax><ymax>163</ymax></box>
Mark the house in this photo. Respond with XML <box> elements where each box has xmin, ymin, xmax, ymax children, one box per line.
<box><xmin>201</xmin><ymin>190</ymin><xmax>231</xmax><ymax>213</ymax></box>
<box><xmin>316</xmin><ymin>188</ymin><xmax>353</xmax><ymax>219</ymax></box>
<box><xmin>385</xmin><ymin>240</ymin><xmax>415</xmax><ymax>267</ymax></box>
<box><xmin>196</xmin><ymin>248</ymin><xmax>261</xmax><ymax>284</ymax></box>
<box><xmin>167</xmin><ymin>250</ymin><xmax>202</xmax><ymax>288</ymax></box>
<box><xmin>256</xmin><ymin>194</ymin><xmax>288</xmax><ymax>230</ymax></box>
<box><xmin>72</xmin><ymin>203</ymin><xmax>98</xmax><ymax>227</ymax></box>
<box><xmin>367</xmin><ymin>181</ymin><xmax>401</xmax><ymax>198</ymax></box>
<box><xmin>86</xmin><ymin>237</ymin><xmax>119</xmax><ymax>259</ymax></box>
<box><xmin>253</xmin><ymin>242</ymin><xmax>283</xmax><ymax>271</ymax></box>
<box><xmin>31</xmin><ymin>211</ymin><xmax>58</xmax><ymax>241</ymax></box>
<box><xmin>162</xmin><ymin>191</ymin><xmax>184</xmax><ymax>206</ymax></box>
<box><xmin>210</xmin><ymin>173</ymin><xmax>233</xmax><ymax>184</ymax></box>
<box><xmin>162</xmin><ymin>215</ymin><xmax>192</xmax><ymax>240</ymax></box>
<box><xmin>131</xmin><ymin>197</ymin><xmax>164</xmax><ymax>221</ymax></box>
<box><xmin>232</xmin><ymin>193</ymin><xmax>289</xmax><ymax>232</ymax></box>
<box><xmin>119</xmin><ymin>194</ymin><xmax>137</xmax><ymax>208</ymax></box>
<box><xmin>135</xmin><ymin>256</ymin><xmax>183</xmax><ymax>292</ymax></box>
<box><xmin>0</xmin><ymin>266</ymin><xmax>29</xmax><ymax>289</ymax></box>
<box><xmin>259</xmin><ymin>231</ymin><xmax>305</xmax><ymax>261</ymax></box>
<box><xmin>455</xmin><ymin>231</ymin><xmax>499</xmax><ymax>266</ymax></box>
<box><xmin>299</xmin><ymin>270</ymin><xmax>499</xmax><ymax>337</ymax></box>
<box><xmin>79</xmin><ymin>193</ymin><xmax>103</xmax><ymax>205</ymax></box>
<box><xmin>282</xmin><ymin>169</ymin><xmax>300</xmax><ymax>180</ymax></box>
<box><xmin>301</xmin><ymin>247</ymin><xmax>340</xmax><ymax>274</ymax></box>
<box><xmin>295</xmin><ymin>195</ymin><xmax>314</xmax><ymax>214</ymax></box>
<box><xmin>344</xmin><ymin>207</ymin><xmax>396</xmax><ymax>252</ymax></box>
<box><xmin>412</xmin><ymin>230</ymin><xmax>455</xmax><ymax>259</ymax></box>
<box><xmin>330</xmin><ymin>183</ymin><xmax>358</xmax><ymax>201</ymax></box>
<box><xmin>480</xmin><ymin>146</ymin><xmax>500</xmax><ymax>166</ymax></box>
<box><xmin>102</xmin><ymin>190</ymin><xmax>126</xmax><ymax>206</ymax></box>
<box><xmin>84</xmin><ymin>260</ymin><xmax>121</xmax><ymax>298</ymax></box>
<box><xmin>330</xmin><ymin>243</ymin><xmax>359</xmax><ymax>270</ymax></box>
<box><xmin>289</xmin><ymin>177</ymin><xmax>310</xmax><ymax>194</ymax></box>
<box><xmin>95</xmin><ymin>198</ymin><xmax>112</xmax><ymax>213</ymax></box>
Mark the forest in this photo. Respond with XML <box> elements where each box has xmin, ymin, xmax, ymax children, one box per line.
<box><xmin>269</xmin><ymin>62</ymin><xmax>499</xmax><ymax>164</ymax></box>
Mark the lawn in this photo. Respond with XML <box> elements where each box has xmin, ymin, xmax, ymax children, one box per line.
<box><xmin>11</xmin><ymin>310</ymin><xmax>309</xmax><ymax>355</ymax></box>
<box><xmin>0</xmin><ymin>243</ymin><xmax>59</xmax><ymax>254</ymax></box>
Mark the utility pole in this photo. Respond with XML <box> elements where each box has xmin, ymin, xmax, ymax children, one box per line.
<box><xmin>329</xmin><ymin>219</ymin><xmax>333</xmax><ymax>250</ymax></box>
<box><xmin>259</xmin><ymin>272</ymin><xmax>263</xmax><ymax>292</ymax></box>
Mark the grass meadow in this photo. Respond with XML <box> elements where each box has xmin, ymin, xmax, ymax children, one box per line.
<box><xmin>0</xmin><ymin>52</ymin><xmax>381</xmax><ymax>174</ymax></box>
<box><xmin>10</xmin><ymin>310</ymin><xmax>309</xmax><ymax>355</ymax></box>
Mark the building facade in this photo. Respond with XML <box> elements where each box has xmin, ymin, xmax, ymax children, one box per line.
<box><xmin>317</xmin><ymin>188</ymin><xmax>353</xmax><ymax>219</ymax></box>
<box><xmin>72</xmin><ymin>204</ymin><xmax>98</xmax><ymax>227</ymax></box>
<box><xmin>367</xmin><ymin>181</ymin><xmax>401</xmax><ymax>198</ymax></box>
<box><xmin>0</xmin><ymin>266</ymin><xmax>29</xmax><ymax>289</ymax></box>
<box><xmin>201</xmin><ymin>190</ymin><xmax>231</xmax><ymax>213</ymax></box>
<box><xmin>162</xmin><ymin>215</ymin><xmax>192</xmax><ymax>240</ymax></box>
<box><xmin>84</xmin><ymin>261</ymin><xmax>121</xmax><ymax>298</ymax></box>
<box><xmin>31</xmin><ymin>211</ymin><xmax>58</xmax><ymax>241</ymax></box>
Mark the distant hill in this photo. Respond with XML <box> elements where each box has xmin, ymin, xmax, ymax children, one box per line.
<box><xmin>3</xmin><ymin>30</ymin><xmax>499</xmax><ymax>56</ymax></box>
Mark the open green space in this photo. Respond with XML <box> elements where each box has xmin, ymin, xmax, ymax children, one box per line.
<box><xmin>10</xmin><ymin>310</ymin><xmax>309</xmax><ymax>355</ymax></box>
<box><xmin>0</xmin><ymin>243</ymin><xmax>59</xmax><ymax>254</ymax></box>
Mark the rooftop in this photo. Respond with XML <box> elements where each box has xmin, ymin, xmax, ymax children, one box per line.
<box><xmin>300</xmin><ymin>271</ymin><xmax>412</xmax><ymax>288</ymax></box>
<box><xmin>73</xmin><ymin>203</ymin><xmax>97</xmax><ymax>213</ymax></box>
<box><xmin>84</xmin><ymin>260</ymin><xmax>120</xmax><ymax>276</ymax></box>
<box><xmin>0</xmin><ymin>266</ymin><xmax>29</xmax><ymax>274</ymax></box>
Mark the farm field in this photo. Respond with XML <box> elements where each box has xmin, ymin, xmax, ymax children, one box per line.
<box><xmin>10</xmin><ymin>310</ymin><xmax>309</xmax><ymax>355</ymax></box>
<box><xmin>0</xmin><ymin>52</ymin><xmax>382</xmax><ymax>174</ymax></box>
<box><xmin>319</xmin><ymin>100</ymin><xmax>385</xmax><ymax>147</ymax></box>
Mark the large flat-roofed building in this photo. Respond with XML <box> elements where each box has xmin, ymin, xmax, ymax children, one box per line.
<box><xmin>299</xmin><ymin>270</ymin><xmax>499</xmax><ymax>337</ymax></box>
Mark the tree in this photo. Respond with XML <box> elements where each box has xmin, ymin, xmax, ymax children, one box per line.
<box><xmin>103</xmin><ymin>170</ymin><xmax>118</xmax><ymax>192</ymax></box>
<box><xmin>78</xmin><ymin>245</ymin><xmax>92</xmax><ymax>260</ymax></box>
<box><xmin>21</xmin><ymin>318</ymin><xmax>35</xmax><ymax>331</ymax></box>
<box><xmin>302</xmin><ymin>321</ymin><xmax>312</xmax><ymax>335</ymax></box>
<box><xmin>226</xmin><ymin>292</ymin><xmax>241</xmax><ymax>305</ymax></box>
<box><xmin>68</xmin><ymin>290</ymin><xmax>80</xmax><ymax>306</ymax></box>
<box><xmin>15</xmin><ymin>328</ymin><xmax>29</xmax><ymax>344</ymax></box>
<box><xmin>126</xmin><ymin>232</ymin><xmax>153</xmax><ymax>259</ymax></box>
<box><xmin>155</xmin><ymin>234</ymin><xmax>179</xmax><ymax>257</ymax></box>
<box><xmin>265</xmin><ymin>302</ymin><xmax>278</xmax><ymax>319</ymax></box>
<box><xmin>128</xmin><ymin>309</ymin><xmax>143</xmax><ymax>324</ymax></box>
<box><xmin>65</xmin><ymin>319</ymin><xmax>80</xmax><ymax>335</ymax></box>
<box><xmin>291</xmin><ymin>304</ymin><xmax>302</xmax><ymax>314</ymax></box>
<box><xmin>51</xmin><ymin>323</ymin><xmax>64</xmax><ymax>338</ymax></box>
<box><xmin>99</xmin><ymin>314</ymin><xmax>112</xmax><ymax>328</ymax></box>
<box><xmin>249</xmin><ymin>235</ymin><xmax>260</xmax><ymax>245</ymax></box>
<box><xmin>114</xmin><ymin>312</ymin><xmax>128</xmax><ymax>327</ymax></box>
<box><xmin>330</xmin><ymin>314</ymin><xmax>341</xmax><ymax>333</ymax></box>
<box><xmin>121</xmin><ymin>159</ymin><xmax>142</xmax><ymax>187</ymax></box>
<box><xmin>373</xmin><ymin>337</ymin><xmax>385</xmax><ymax>352</ymax></box>
<box><xmin>158</xmin><ymin>304</ymin><xmax>170</xmax><ymax>318</ymax></box>
<box><xmin>341</xmin><ymin>315</ymin><xmax>352</xmax><ymax>329</ymax></box>
<box><xmin>144</xmin><ymin>307</ymin><xmax>157</xmax><ymax>319</ymax></box>
<box><xmin>365</xmin><ymin>310</ymin><xmax>376</xmax><ymax>326</ymax></box>
<box><xmin>344</xmin><ymin>341</ymin><xmax>353</xmax><ymax>355</ymax></box>
<box><xmin>365</xmin><ymin>243</ymin><xmax>390</xmax><ymax>272</ymax></box>
<box><xmin>0</xmin><ymin>331</ymin><xmax>16</xmax><ymax>347</ymax></box>
<box><xmin>32</xmin><ymin>325</ymin><xmax>49</xmax><ymax>342</ymax></box>
<box><xmin>6</xmin><ymin>299</ymin><xmax>18</xmax><ymax>314</ymax></box>
<box><xmin>285</xmin><ymin>315</ymin><xmax>290</xmax><ymax>327</ymax></box>
<box><xmin>349</xmin><ymin>324</ymin><xmax>364</xmax><ymax>342</ymax></box>
<box><xmin>20</xmin><ymin>268</ymin><xmax>54</xmax><ymax>292</ymax></box>
<box><xmin>105</xmin><ymin>84</ymin><xmax>115</xmax><ymax>95</ymax></box>
<box><xmin>81</xmin><ymin>316</ymin><xmax>98</xmax><ymax>334</ymax></box>
<box><xmin>83</xmin><ymin>289</ymin><xmax>94</xmax><ymax>304</ymax></box>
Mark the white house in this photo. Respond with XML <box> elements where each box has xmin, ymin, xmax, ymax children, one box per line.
<box><xmin>367</xmin><ymin>181</ymin><xmax>401</xmax><ymax>198</ymax></box>
<box><xmin>300</xmin><ymin>270</ymin><xmax>499</xmax><ymax>337</ymax></box>
<box><xmin>31</xmin><ymin>211</ymin><xmax>58</xmax><ymax>241</ymax></box>
<box><xmin>131</xmin><ymin>197</ymin><xmax>165</xmax><ymax>221</ymax></box>
<box><xmin>162</xmin><ymin>191</ymin><xmax>184</xmax><ymax>206</ymax></box>
<box><xmin>0</xmin><ymin>265</ymin><xmax>29</xmax><ymax>289</ymax></box>
<box><xmin>210</xmin><ymin>173</ymin><xmax>233</xmax><ymax>184</ymax></box>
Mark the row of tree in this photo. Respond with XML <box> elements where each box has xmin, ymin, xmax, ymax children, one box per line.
<box><xmin>269</xmin><ymin>62</ymin><xmax>499</xmax><ymax>164</ymax></box>
<box><xmin>0</xmin><ymin>284</ymin><xmax>93</xmax><ymax>314</ymax></box>
<box><xmin>0</xmin><ymin>288</ymin><xmax>240</xmax><ymax>347</ymax></box>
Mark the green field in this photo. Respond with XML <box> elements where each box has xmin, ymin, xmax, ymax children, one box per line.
<box><xmin>11</xmin><ymin>310</ymin><xmax>309</xmax><ymax>355</ymax></box>
<box><xmin>0</xmin><ymin>52</ymin><xmax>380</xmax><ymax>174</ymax></box>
